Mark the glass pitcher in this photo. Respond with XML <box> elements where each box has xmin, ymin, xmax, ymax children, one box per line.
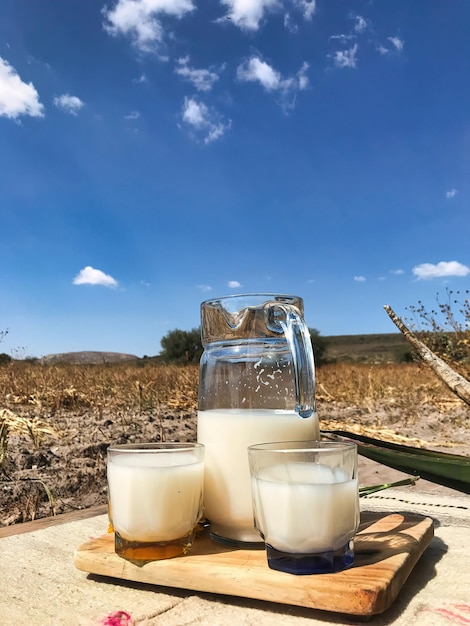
<box><xmin>197</xmin><ymin>293</ymin><xmax>319</xmax><ymax>545</ymax></box>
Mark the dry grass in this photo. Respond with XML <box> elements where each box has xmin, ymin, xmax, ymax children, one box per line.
<box><xmin>316</xmin><ymin>362</ymin><xmax>470</xmax><ymax>452</ymax></box>
<box><xmin>1</xmin><ymin>360</ymin><xmax>468</xmax><ymax>525</ymax></box>
<box><xmin>1</xmin><ymin>360</ymin><xmax>465</xmax><ymax>447</ymax></box>
<box><xmin>0</xmin><ymin>360</ymin><xmax>463</xmax><ymax>420</ymax></box>
<box><xmin>317</xmin><ymin>362</ymin><xmax>461</xmax><ymax>409</ymax></box>
<box><xmin>0</xmin><ymin>361</ymin><xmax>200</xmax><ymax>416</ymax></box>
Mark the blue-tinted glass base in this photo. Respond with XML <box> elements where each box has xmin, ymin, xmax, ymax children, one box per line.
<box><xmin>266</xmin><ymin>540</ymin><xmax>355</xmax><ymax>575</ymax></box>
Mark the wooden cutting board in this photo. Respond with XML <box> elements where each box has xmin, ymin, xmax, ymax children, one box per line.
<box><xmin>74</xmin><ymin>512</ymin><xmax>433</xmax><ymax>617</ymax></box>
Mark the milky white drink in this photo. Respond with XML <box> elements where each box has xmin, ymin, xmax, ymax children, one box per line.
<box><xmin>197</xmin><ymin>408</ymin><xmax>319</xmax><ymax>542</ymax></box>
<box><xmin>251</xmin><ymin>463</ymin><xmax>359</xmax><ymax>553</ymax></box>
<box><xmin>108</xmin><ymin>451</ymin><xmax>204</xmax><ymax>543</ymax></box>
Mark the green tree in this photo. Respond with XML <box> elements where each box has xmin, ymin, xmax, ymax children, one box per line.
<box><xmin>0</xmin><ymin>330</ymin><xmax>10</xmax><ymax>365</ymax></box>
<box><xmin>309</xmin><ymin>328</ymin><xmax>327</xmax><ymax>366</ymax></box>
<box><xmin>160</xmin><ymin>326</ymin><xmax>327</xmax><ymax>366</ymax></box>
<box><xmin>160</xmin><ymin>328</ymin><xmax>203</xmax><ymax>363</ymax></box>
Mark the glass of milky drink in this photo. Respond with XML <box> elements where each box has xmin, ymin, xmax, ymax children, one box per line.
<box><xmin>198</xmin><ymin>294</ymin><xmax>318</xmax><ymax>546</ymax></box>
<box><xmin>107</xmin><ymin>443</ymin><xmax>205</xmax><ymax>561</ymax></box>
<box><xmin>248</xmin><ymin>440</ymin><xmax>359</xmax><ymax>574</ymax></box>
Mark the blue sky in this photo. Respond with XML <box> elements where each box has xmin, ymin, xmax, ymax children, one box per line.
<box><xmin>1</xmin><ymin>0</ymin><xmax>469</xmax><ymax>358</ymax></box>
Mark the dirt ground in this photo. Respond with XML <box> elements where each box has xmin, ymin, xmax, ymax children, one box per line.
<box><xmin>1</xmin><ymin>399</ymin><xmax>469</xmax><ymax>527</ymax></box>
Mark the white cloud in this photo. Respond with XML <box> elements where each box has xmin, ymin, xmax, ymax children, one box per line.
<box><xmin>354</xmin><ymin>275</ymin><xmax>366</xmax><ymax>282</ymax></box>
<box><xmin>295</xmin><ymin>0</ymin><xmax>316</xmax><ymax>20</ymax></box>
<box><xmin>377</xmin><ymin>36</ymin><xmax>404</xmax><ymax>55</ymax></box>
<box><xmin>283</xmin><ymin>13</ymin><xmax>297</xmax><ymax>33</ymax></box>
<box><xmin>388</xmin><ymin>36</ymin><xmax>404</xmax><ymax>52</ymax></box>
<box><xmin>73</xmin><ymin>266</ymin><xmax>118</xmax><ymax>288</ymax></box>
<box><xmin>237</xmin><ymin>57</ymin><xmax>309</xmax><ymax>110</ymax></box>
<box><xmin>237</xmin><ymin>57</ymin><xmax>281</xmax><ymax>90</ymax></box>
<box><xmin>182</xmin><ymin>98</ymin><xmax>206</xmax><ymax>126</ymax></box>
<box><xmin>221</xmin><ymin>0</ymin><xmax>315</xmax><ymax>30</ymax></box>
<box><xmin>133</xmin><ymin>73</ymin><xmax>148</xmax><ymax>83</ymax></box>
<box><xmin>228</xmin><ymin>280</ymin><xmax>242</xmax><ymax>288</ymax></box>
<box><xmin>331</xmin><ymin>43</ymin><xmax>358</xmax><ymax>69</ymax></box>
<box><xmin>198</xmin><ymin>284</ymin><xmax>212</xmax><ymax>292</ymax></box>
<box><xmin>221</xmin><ymin>0</ymin><xmax>280</xmax><ymax>30</ymax></box>
<box><xmin>175</xmin><ymin>57</ymin><xmax>220</xmax><ymax>92</ymax></box>
<box><xmin>328</xmin><ymin>14</ymin><xmax>366</xmax><ymax>59</ymax></box>
<box><xmin>390</xmin><ymin>269</ymin><xmax>405</xmax><ymax>275</ymax></box>
<box><xmin>297</xmin><ymin>65</ymin><xmax>309</xmax><ymax>90</ymax></box>
<box><xmin>0</xmin><ymin>57</ymin><xmax>44</xmax><ymax>119</ymax></box>
<box><xmin>330</xmin><ymin>16</ymin><xmax>402</xmax><ymax>61</ymax></box>
<box><xmin>181</xmin><ymin>97</ymin><xmax>231</xmax><ymax>144</ymax></box>
<box><xmin>53</xmin><ymin>94</ymin><xmax>84</xmax><ymax>116</ymax></box>
<box><xmin>353</xmin><ymin>14</ymin><xmax>367</xmax><ymax>33</ymax></box>
<box><xmin>103</xmin><ymin>0</ymin><xmax>195</xmax><ymax>53</ymax></box>
<box><xmin>329</xmin><ymin>33</ymin><xmax>355</xmax><ymax>44</ymax></box>
<box><xmin>446</xmin><ymin>188</ymin><xmax>458</xmax><ymax>199</ymax></box>
<box><xmin>412</xmin><ymin>261</ymin><xmax>470</xmax><ymax>280</ymax></box>
<box><xmin>124</xmin><ymin>110</ymin><xmax>140</xmax><ymax>119</ymax></box>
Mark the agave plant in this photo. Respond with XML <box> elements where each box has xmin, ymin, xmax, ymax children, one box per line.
<box><xmin>323</xmin><ymin>305</ymin><xmax>470</xmax><ymax>495</ymax></box>
<box><xmin>323</xmin><ymin>429</ymin><xmax>470</xmax><ymax>495</ymax></box>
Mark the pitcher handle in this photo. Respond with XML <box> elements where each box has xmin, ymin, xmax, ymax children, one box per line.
<box><xmin>267</xmin><ymin>304</ymin><xmax>316</xmax><ymax>418</ymax></box>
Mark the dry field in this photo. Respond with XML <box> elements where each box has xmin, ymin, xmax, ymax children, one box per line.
<box><xmin>1</xmin><ymin>361</ymin><xmax>469</xmax><ymax>527</ymax></box>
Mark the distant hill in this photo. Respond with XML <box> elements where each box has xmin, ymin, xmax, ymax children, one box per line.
<box><xmin>322</xmin><ymin>333</ymin><xmax>411</xmax><ymax>363</ymax></box>
<box><xmin>41</xmin><ymin>351</ymin><xmax>139</xmax><ymax>365</ymax></box>
<box><xmin>39</xmin><ymin>334</ymin><xmax>411</xmax><ymax>365</ymax></box>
